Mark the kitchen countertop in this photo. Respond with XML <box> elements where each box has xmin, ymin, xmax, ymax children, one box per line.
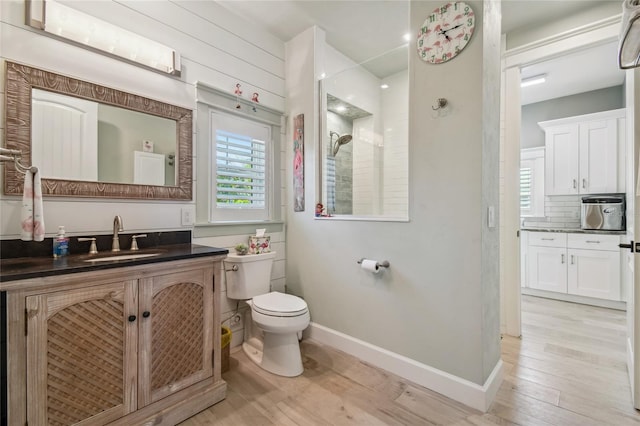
<box><xmin>0</xmin><ymin>243</ymin><xmax>228</xmax><ymax>283</ymax></box>
<box><xmin>521</xmin><ymin>227</ymin><xmax>626</xmax><ymax>235</ymax></box>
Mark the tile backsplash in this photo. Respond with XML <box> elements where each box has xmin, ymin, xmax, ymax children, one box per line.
<box><xmin>521</xmin><ymin>195</ymin><xmax>581</xmax><ymax>229</ymax></box>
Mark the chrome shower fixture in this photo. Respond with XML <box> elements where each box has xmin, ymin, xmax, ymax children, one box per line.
<box><xmin>329</xmin><ymin>131</ymin><xmax>353</xmax><ymax>156</ymax></box>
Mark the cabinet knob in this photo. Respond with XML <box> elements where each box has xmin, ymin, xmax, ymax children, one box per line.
<box><xmin>142</xmin><ymin>311</ymin><xmax>151</xmax><ymax>318</ymax></box>
<box><xmin>573</xmin><ymin>179</ymin><xmax>577</xmax><ymax>189</ymax></box>
<box><xmin>128</xmin><ymin>315</ymin><xmax>137</xmax><ymax>322</ymax></box>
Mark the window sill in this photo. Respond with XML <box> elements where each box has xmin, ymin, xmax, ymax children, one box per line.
<box><xmin>314</xmin><ymin>215</ymin><xmax>409</xmax><ymax>223</ymax></box>
<box><xmin>193</xmin><ymin>221</ymin><xmax>284</xmax><ymax>238</ymax></box>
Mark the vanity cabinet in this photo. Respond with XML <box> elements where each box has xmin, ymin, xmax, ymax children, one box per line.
<box><xmin>5</xmin><ymin>256</ymin><xmax>226</xmax><ymax>426</ymax></box>
<box><xmin>525</xmin><ymin>231</ymin><xmax>621</xmax><ymax>302</ymax></box>
<box><xmin>540</xmin><ymin>109</ymin><xmax>625</xmax><ymax>196</ymax></box>
<box><xmin>26</xmin><ymin>280</ymin><xmax>138</xmax><ymax>425</ymax></box>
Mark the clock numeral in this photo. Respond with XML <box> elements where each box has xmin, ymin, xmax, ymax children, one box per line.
<box><xmin>442</xmin><ymin>53</ymin><xmax>448</xmax><ymax>61</ymax></box>
<box><xmin>454</xmin><ymin>2</ymin><xmax>459</xmax><ymax>10</ymax></box>
<box><xmin>429</xmin><ymin>14</ymin><xmax>436</xmax><ymax>22</ymax></box>
<box><xmin>421</xmin><ymin>26</ymin><xmax>428</xmax><ymax>34</ymax></box>
<box><xmin>418</xmin><ymin>39</ymin><xmax>423</xmax><ymax>47</ymax></box>
<box><xmin>465</xmin><ymin>5</ymin><xmax>470</xmax><ymax>12</ymax></box>
<box><xmin>455</xmin><ymin>46</ymin><xmax>460</xmax><ymax>53</ymax></box>
<box><xmin>440</xmin><ymin>5</ymin><xmax>448</xmax><ymax>14</ymax></box>
<box><xmin>467</xmin><ymin>18</ymin><xmax>473</xmax><ymax>26</ymax></box>
<box><xmin>431</xmin><ymin>55</ymin><xmax>435</xmax><ymax>62</ymax></box>
<box><xmin>464</xmin><ymin>34</ymin><xmax>469</xmax><ymax>41</ymax></box>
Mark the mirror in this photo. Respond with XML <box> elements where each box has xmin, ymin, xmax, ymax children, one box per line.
<box><xmin>4</xmin><ymin>61</ymin><xmax>192</xmax><ymax>200</ymax></box>
<box><xmin>319</xmin><ymin>45</ymin><xmax>409</xmax><ymax>219</ymax></box>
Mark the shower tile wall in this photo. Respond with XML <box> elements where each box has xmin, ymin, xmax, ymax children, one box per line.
<box><xmin>327</xmin><ymin>111</ymin><xmax>353</xmax><ymax>214</ymax></box>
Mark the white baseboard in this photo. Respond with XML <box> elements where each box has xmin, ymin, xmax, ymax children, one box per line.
<box><xmin>522</xmin><ymin>288</ymin><xmax>626</xmax><ymax>311</ymax></box>
<box><xmin>306</xmin><ymin>322</ymin><xmax>503</xmax><ymax>412</ymax></box>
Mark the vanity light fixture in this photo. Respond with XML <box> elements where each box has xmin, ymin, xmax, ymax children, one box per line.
<box><xmin>520</xmin><ymin>74</ymin><xmax>547</xmax><ymax>88</ymax></box>
<box><xmin>27</xmin><ymin>0</ymin><xmax>181</xmax><ymax>76</ymax></box>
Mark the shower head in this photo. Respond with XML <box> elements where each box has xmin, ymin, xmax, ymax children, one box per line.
<box><xmin>331</xmin><ymin>132</ymin><xmax>353</xmax><ymax>156</ymax></box>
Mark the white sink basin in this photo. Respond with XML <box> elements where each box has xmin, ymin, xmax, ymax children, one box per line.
<box><xmin>84</xmin><ymin>253</ymin><xmax>161</xmax><ymax>262</ymax></box>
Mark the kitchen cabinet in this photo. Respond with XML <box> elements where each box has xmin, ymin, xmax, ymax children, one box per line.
<box><xmin>567</xmin><ymin>233</ymin><xmax>621</xmax><ymax>301</ymax></box>
<box><xmin>524</xmin><ymin>231</ymin><xmax>621</xmax><ymax>302</ymax></box>
<box><xmin>5</xmin><ymin>256</ymin><xmax>226</xmax><ymax>426</ymax></box>
<box><xmin>527</xmin><ymin>232</ymin><xmax>568</xmax><ymax>293</ymax></box>
<box><xmin>528</xmin><ymin>246</ymin><xmax>568</xmax><ymax>293</ymax></box>
<box><xmin>520</xmin><ymin>230</ymin><xmax>528</xmax><ymax>288</ymax></box>
<box><xmin>541</xmin><ymin>109</ymin><xmax>625</xmax><ymax>196</ymax></box>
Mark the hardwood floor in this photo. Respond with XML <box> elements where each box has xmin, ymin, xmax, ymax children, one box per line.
<box><xmin>182</xmin><ymin>295</ymin><xmax>640</xmax><ymax>425</ymax></box>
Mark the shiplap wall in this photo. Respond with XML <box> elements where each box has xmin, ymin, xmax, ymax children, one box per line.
<box><xmin>0</xmin><ymin>0</ymin><xmax>285</xmax><ymax>237</ymax></box>
<box><xmin>0</xmin><ymin>0</ymin><xmax>287</xmax><ymax>346</ymax></box>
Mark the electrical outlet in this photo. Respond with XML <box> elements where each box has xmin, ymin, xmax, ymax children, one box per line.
<box><xmin>181</xmin><ymin>207</ymin><xmax>195</xmax><ymax>226</ymax></box>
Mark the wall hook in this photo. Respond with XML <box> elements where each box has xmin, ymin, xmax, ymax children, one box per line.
<box><xmin>432</xmin><ymin>98</ymin><xmax>448</xmax><ymax>110</ymax></box>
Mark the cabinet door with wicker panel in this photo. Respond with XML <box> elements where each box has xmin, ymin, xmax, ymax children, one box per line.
<box><xmin>137</xmin><ymin>267</ymin><xmax>214</xmax><ymax>406</ymax></box>
<box><xmin>25</xmin><ymin>280</ymin><xmax>138</xmax><ymax>426</ymax></box>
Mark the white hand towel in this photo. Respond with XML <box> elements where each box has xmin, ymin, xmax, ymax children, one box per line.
<box><xmin>21</xmin><ymin>169</ymin><xmax>45</xmax><ymax>241</ymax></box>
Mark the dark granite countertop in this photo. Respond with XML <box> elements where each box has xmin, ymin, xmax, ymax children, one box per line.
<box><xmin>0</xmin><ymin>243</ymin><xmax>228</xmax><ymax>284</ymax></box>
<box><xmin>521</xmin><ymin>228</ymin><xmax>626</xmax><ymax>236</ymax></box>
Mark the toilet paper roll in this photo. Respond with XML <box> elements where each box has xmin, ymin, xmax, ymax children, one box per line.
<box><xmin>361</xmin><ymin>259</ymin><xmax>380</xmax><ymax>274</ymax></box>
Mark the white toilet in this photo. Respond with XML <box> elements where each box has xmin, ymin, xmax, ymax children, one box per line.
<box><xmin>224</xmin><ymin>251</ymin><xmax>310</xmax><ymax>377</ymax></box>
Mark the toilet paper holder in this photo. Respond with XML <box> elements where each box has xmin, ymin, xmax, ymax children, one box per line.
<box><xmin>357</xmin><ymin>259</ymin><xmax>390</xmax><ymax>269</ymax></box>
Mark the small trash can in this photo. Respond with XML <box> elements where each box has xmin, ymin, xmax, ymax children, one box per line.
<box><xmin>221</xmin><ymin>326</ymin><xmax>232</xmax><ymax>373</ymax></box>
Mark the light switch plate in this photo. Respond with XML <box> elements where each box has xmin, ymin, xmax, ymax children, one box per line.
<box><xmin>488</xmin><ymin>206</ymin><xmax>496</xmax><ymax>228</ymax></box>
<box><xmin>181</xmin><ymin>207</ymin><xmax>195</xmax><ymax>226</ymax></box>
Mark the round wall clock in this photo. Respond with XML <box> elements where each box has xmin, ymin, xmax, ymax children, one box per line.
<box><xmin>416</xmin><ymin>1</ymin><xmax>475</xmax><ymax>64</ymax></box>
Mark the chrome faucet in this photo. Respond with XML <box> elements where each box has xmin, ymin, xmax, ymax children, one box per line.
<box><xmin>112</xmin><ymin>215</ymin><xmax>123</xmax><ymax>252</ymax></box>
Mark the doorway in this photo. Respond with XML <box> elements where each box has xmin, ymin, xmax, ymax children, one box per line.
<box><xmin>500</xmin><ymin>16</ymin><xmax>640</xmax><ymax>406</ymax></box>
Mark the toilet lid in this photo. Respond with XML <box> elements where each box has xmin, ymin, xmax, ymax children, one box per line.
<box><xmin>252</xmin><ymin>292</ymin><xmax>308</xmax><ymax>317</ymax></box>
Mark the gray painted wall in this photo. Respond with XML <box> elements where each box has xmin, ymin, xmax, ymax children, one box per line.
<box><xmin>285</xmin><ymin>1</ymin><xmax>501</xmax><ymax>386</ymax></box>
<box><xmin>521</xmin><ymin>85</ymin><xmax>624</xmax><ymax>149</ymax></box>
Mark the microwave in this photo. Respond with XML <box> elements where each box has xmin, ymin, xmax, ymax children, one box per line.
<box><xmin>580</xmin><ymin>195</ymin><xmax>625</xmax><ymax>231</ymax></box>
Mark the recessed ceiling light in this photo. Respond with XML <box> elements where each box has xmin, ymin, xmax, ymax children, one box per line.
<box><xmin>380</xmin><ymin>84</ymin><xmax>389</xmax><ymax>89</ymax></box>
<box><xmin>521</xmin><ymin>74</ymin><xmax>547</xmax><ymax>88</ymax></box>
<box><xmin>336</xmin><ymin>105</ymin><xmax>346</xmax><ymax>112</ymax></box>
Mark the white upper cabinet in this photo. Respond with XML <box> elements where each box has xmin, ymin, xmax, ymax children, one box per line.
<box><xmin>541</xmin><ymin>109</ymin><xmax>625</xmax><ymax>196</ymax></box>
<box><xmin>545</xmin><ymin>125</ymin><xmax>580</xmax><ymax>195</ymax></box>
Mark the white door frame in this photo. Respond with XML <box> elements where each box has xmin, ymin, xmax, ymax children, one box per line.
<box><xmin>501</xmin><ymin>16</ymin><xmax>621</xmax><ymax>339</ymax></box>
<box><xmin>628</xmin><ymin>67</ymin><xmax>640</xmax><ymax>408</ymax></box>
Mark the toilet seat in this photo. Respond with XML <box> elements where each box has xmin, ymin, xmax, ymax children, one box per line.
<box><xmin>252</xmin><ymin>292</ymin><xmax>308</xmax><ymax>317</ymax></box>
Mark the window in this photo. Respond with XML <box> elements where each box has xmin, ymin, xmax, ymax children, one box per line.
<box><xmin>520</xmin><ymin>166</ymin><xmax>532</xmax><ymax>212</ymax></box>
<box><xmin>520</xmin><ymin>148</ymin><xmax>545</xmax><ymax>218</ymax></box>
<box><xmin>210</xmin><ymin>111</ymin><xmax>272</xmax><ymax>222</ymax></box>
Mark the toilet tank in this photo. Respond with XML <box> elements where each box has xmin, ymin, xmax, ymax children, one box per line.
<box><xmin>224</xmin><ymin>252</ymin><xmax>276</xmax><ymax>299</ymax></box>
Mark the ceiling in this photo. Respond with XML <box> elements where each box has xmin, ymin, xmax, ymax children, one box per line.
<box><xmin>520</xmin><ymin>41</ymin><xmax>625</xmax><ymax>105</ymax></box>
<box><xmin>218</xmin><ymin>1</ymin><xmax>625</xmax><ymax>104</ymax></box>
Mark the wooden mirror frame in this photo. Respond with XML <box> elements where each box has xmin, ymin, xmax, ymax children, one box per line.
<box><xmin>3</xmin><ymin>61</ymin><xmax>192</xmax><ymax>200</ymax></box>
